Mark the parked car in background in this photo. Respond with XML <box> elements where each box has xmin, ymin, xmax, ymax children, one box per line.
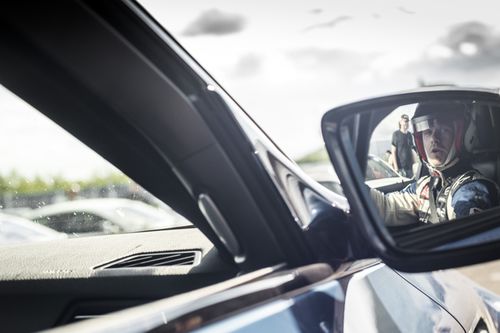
<box><xmin>21</xmin><ymin>198</ymin><xmax>191</xmax><ymax>236</ymax></box>
<box><xmin>0</xmin><ymin>212</ymin><xmax>66</xmax><ymax>245</ymax></box>
<box><xmin>366</xmin><ymin>154</ymin><xmax>401</xmax><ymax>180</ymax></box>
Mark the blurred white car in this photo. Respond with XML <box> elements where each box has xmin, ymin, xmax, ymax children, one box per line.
<box><xmin>22</xmin><ymin>198</ymin><xmax>192</xmax><ymax>236</ymax></box>
<box><xmin>0</xmin><ymin>212</ymin><xmax>66</xmax><ymax>245</ymax></box>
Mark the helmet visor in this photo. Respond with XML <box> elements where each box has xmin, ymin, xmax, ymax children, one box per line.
<box><xmin>412</xmin><ymin>114</ymin><xmax>457</xmax><ymax>134</ymax></box>
<box><xmin>412</xmin><ymin>101</ymin><xmax>465</xmax><ymax>133</ymax></box>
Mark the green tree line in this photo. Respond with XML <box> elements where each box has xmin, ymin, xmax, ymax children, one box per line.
<box><xmin>295</xmin><ymin>147</ymin><xmax>329</xmax><ymax>165</ymax></box>
<box><xmin>0</xmin><ymin>171</ymin><xmax>129</xmax><ymax>194</ymax></box>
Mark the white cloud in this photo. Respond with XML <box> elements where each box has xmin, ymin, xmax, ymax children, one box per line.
<box><xmin>182</xmin><ymin>9</ymin><xmax>246</xmax><ymax>36</ymax></box>
<box><xmin>229</xmin><ymin>54</ymin><xmax>263</xmax><ymax>77</ymax></box>
<box><xmin>302</xmin><ymin>16</ymin><xmax>352</xmax><ymax>32</ymax></box>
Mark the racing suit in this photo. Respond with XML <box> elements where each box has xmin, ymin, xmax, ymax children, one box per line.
<box><xmin>371</xmin><ymin>162</ymin><xmax>499</xmax><ymax>226</ymax></box>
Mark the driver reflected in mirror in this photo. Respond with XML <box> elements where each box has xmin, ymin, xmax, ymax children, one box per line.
<box><xmin>371</xmin><ymin>101</ymin><xmax>500</xmax><ymax>225</ymax></box>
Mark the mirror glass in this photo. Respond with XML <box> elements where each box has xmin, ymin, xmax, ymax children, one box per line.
<box><xmin>327</xmin><ymin>93</ymin><xmax>500</xmax><ymax>251</ymax></box>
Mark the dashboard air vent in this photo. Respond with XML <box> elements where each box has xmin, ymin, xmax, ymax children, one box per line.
<box><xmin>98</xmin><ymin>251</ymin><xmax>200</xmax><ymax>269</ymax></box>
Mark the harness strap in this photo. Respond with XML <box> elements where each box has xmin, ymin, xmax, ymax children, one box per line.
<box><xmin>427</xmin><ymin>176</ymin><xmax>440</xmax><ymax>223</ymax></box>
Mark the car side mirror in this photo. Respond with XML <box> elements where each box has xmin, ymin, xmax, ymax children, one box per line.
<box><xmin>321</xmin><ymin>87</ymin><xmax>500</xmax><ymax>272</ymax></box>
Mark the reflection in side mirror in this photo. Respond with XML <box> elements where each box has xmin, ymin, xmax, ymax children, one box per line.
<box><xmin>411</xmin><ymin>161</ymin><xmax>421</xmax><ymax>180</ymax></box>
<box><xmin>321</xmin><ymin>87</ymin><xmax>500</xmax><ymax>271</ymax></box>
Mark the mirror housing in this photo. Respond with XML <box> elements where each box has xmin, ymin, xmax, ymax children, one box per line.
<box><xmin>322</xmin><ymin>87</ymin><xmax>500</xmax><ymax>272</ymax></box>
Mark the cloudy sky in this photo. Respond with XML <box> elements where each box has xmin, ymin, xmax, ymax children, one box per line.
<box><xmin>0</xmin><ymin>88</ymin><xmax>119</xmax><ymax>179</ymax></box>
<box><xmin>141</xmin><ymin>0</ymin><xmax>500</xmax><ymax>158</ymax></box>
<box><xmin>2</xmin><ymin>0</ymin><xmax>500</xmax><ymax>180</ymax></box>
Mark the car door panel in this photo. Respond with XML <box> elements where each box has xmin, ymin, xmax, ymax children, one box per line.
<box><xmin>397</xmin><ymin>270</ymin><xmax>497</xmax><ymax>332</ymax></box>
<box><xmin>341</xmin><ymin>264</ymin><xmax>464</xmax><ymax>333</ymax></box>
<box><xmin>44</xmin><ymin>262</ymin><xmax>467</xmax><ymax>333</ymax></box>
<box><xmin>194</xmin><ymin>263</ymin><xmax>465</xmax><ymax>333</ymax></box>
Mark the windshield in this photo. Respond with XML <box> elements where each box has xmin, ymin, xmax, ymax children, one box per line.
<box><xmin>0</xmin><ymin>85</ymin><xmax>191</xmax><ymax>244</ymax></box>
